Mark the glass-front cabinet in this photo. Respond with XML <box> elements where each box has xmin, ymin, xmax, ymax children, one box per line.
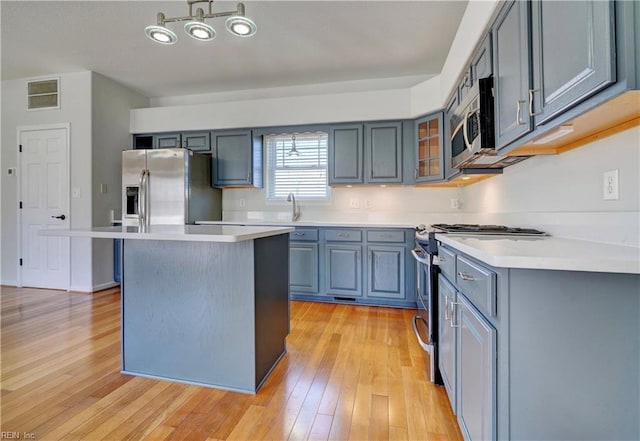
<box><xmin>415</xmin><ymin>112</ymin><xmax>444</xmax><ymax>183</ymax></box>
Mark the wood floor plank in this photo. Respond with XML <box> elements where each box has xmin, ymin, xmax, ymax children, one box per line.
<box><xmin>0</xmin><ymin>286</ymin><xmax>462</xmax><ymax>441</ymax></box>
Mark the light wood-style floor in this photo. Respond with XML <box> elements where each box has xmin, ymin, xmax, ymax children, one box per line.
<box><xmin>1</xmin><ymin>286</ymin><xmax>462</xmax><ymax>441</ymax></box>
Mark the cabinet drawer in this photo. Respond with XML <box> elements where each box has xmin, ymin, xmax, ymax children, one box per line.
<box><xmin>366</xmin><ymin>229</ymin><xmax>405</xmax><ymax>243</ymax></box>
<box><xmin>456</xmin><ymin>255</ymin><xmax>496</xmax><ymax>317</ymax></box>
<box><xmin>289</xmin><ymin>228</ymin><xmax>319</xmax><ymax>242</ymax></box>
<box><xmin>437</xmin><ymin>246</ymin><xmax>456</xmax><ymax>281</ymax></box>
<box><xmin>325</xmin><ymin>229</ymin><xmax>362</xmax><ymax>242</ymax></box>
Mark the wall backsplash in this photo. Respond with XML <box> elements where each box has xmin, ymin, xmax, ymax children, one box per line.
<box><xmin>222</xmin><ymin>126</ymin><xmax>639</xmax><ymax>246</ymax></box>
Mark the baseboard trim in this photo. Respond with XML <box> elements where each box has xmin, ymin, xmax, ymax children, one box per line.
<box><xmin>93</xmin><ymin>281</ymin><xmax>120</xmax><ymax>292</ymax></box>
<box><xmin>1</xmin><ymin>280</ymin><xmax>18</xmax><ymax>287</ymax></box>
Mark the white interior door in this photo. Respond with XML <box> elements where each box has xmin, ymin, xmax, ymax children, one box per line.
<box><xmin>19</xmin><ymin>126</ymin><xmax>70</xmax><ymax>289</ymax></box>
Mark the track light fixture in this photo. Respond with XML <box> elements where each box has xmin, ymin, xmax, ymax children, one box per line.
<box><xmin>145</xmin><ymin>1</ymin><xmax>257</xmax><ymax>45</ymax></box>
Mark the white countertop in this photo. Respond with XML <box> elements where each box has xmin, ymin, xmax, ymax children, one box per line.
<box><xmin>197</xmin><ymin>220</ymin><xmax>416</xmax><ymax>228</ymax></box>
<box><xmin>39</xmin><ymin>225</ymin><xmax>294</xmax><ymax>243</ymax></box>
<box><xmin>436</xmin><ymin>234</ymin><xmax>640</xmax><ymax>274</ymax></box>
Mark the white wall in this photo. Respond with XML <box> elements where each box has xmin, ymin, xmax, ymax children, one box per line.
<box><xmin>91</xmin><ymin>72</ymin><xmax>149</xmax><ymax>289</ymax></box>
<box><xmin>1</xmin><ymin>72</ymin><xmax>93</xmax><ymax>289</ymax></box>
<box><xmin>462</xmin><ymin>126</ymin><xmax>640</xmax><ymax>246</ymax></box>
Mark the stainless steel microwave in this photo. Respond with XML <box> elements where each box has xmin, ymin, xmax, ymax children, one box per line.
<box><xmin>450</xmin><ymin>77</ymin><xmax>497</xmax><ymax>169</ymax></box>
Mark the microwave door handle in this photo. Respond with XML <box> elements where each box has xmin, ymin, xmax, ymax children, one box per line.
<box><xmin>462</xmin><ymin>110</ymin><xmax>472</xmax><ymax>150</ymax></box>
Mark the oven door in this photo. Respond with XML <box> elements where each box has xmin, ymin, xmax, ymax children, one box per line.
<box><xmin>411</xmin><ymin>246</ymin><xmax>438</xmax><ymax>383</ymax></box>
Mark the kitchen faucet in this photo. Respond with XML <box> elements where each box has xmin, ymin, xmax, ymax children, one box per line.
<box><xmin>286</xmin><ymin>192</ymin><xmax>301</xmax><ymax>222</ymax></box>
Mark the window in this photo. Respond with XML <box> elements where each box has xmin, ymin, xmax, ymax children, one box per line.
<box><xmin>265</xmin><ymin>132</ymin><xmax>329</xmax><ymax>200</ymax></box>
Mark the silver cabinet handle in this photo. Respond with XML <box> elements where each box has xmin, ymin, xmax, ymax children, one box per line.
<box><xmin>294</xmin><ymin>232</ymin><xmax>304</xmax><ymax>236</ymax></box>
<box><xmin>516</xmin><ymin>100</ymin><xmax>527</xmax><ymax>125</ymax></box>
<box><xmin>444</xmin><ymin>295</ymin><xmax>451</xmax><ymax>321</ymax></box>
<box><xmin>529</xmin><ymin>89</ymin><xmax>541</xmax><ymax>116</ymax></box>
<box><xmin>338</xmin><ymin>233</ymin><xmax>347</xmax><ymax>237</ymax></box>
<box><xmin>458</xmin><ymin>271</ymin><xmax>475</xmax><ymax>281</ymax></box>
<box><xmin>450</xmin><ymin>301</ymin><xmax>462</xmax><ymax>328</ymax></box>
<box><xmin>415</xmin><ymin>168</ymin><xmax>418</xmax><ymax>179</ymax></box>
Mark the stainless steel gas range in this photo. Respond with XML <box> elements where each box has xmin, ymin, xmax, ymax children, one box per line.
<box><xmin>411</xmin><ymin>223</ymin><xmax>546</xmax><ymax>384</ymax></box>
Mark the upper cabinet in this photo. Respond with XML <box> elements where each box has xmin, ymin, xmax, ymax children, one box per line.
<box><xmin>493</xmin><ymin>0</ymin><xmax>533</xmax><ymax>149</ymax></box>
<box><xmin>182</xmin><ymin>131</ymin><xmax>211</xmax><ymax>152</ymax></box>
<box><xmin>328</xmin><ymin>124</ymin><xmax>364</xmax><ymax>185</ymax></box>
<box><xmin>211</xmin><ymin>129</ymin><xmax>263</xmax><ymax>188</ymax></box>
<box><xmin>155</xmin><ymin>132</ymin><xmax>182</xmax><ymax>149</ymax></box>
<box><xmin>493</xmin><ymin>0</ymin><xmax>616</xmax><ymax>150</ymax></box>
<box><xmin>529</xmin><ymin>0</ymin><xmax>615</xmax><ymax>125</ymax></box>
<box><xmin>365</xmin><ymin>122</ymin><xmax>403</xmax><ymax>184</ymax></box>
<box><xmin>415</xmin><ymin>112</ymin><xmax>444</xmax><ymax>183</ymax></box>
<box><xmin>328</xmin><ymin>121</ymin><xmax>404</xmax><ymax>185</ymax></box>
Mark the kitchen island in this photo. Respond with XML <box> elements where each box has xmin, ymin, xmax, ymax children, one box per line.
<box><xmin>41</xmin><ymin>225</ymin><xmax>294</xmax><ymax>393</ymax></box>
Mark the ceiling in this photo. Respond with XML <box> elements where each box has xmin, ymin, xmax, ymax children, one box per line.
<box><xmin>1</xmin><ymin>1</ymin><xmax>468</xmax><ymax>99</ymax></box>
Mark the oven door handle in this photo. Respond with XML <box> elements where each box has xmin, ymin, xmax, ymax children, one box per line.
<box><xmin>412</xmin><ymin>315</ymin><xmax>433</xmax><ymax>353</ymax></box>
<box><xmin>411</xmin><ymin>249</ymin><xmax>430</xmax><ymax>265</ymax></box>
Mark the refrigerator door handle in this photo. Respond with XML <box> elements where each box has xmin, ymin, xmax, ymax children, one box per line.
<box><xmin>138</xmin><ymin>169</ymin><xmax>148</xmax><ymax>227</ymax></box>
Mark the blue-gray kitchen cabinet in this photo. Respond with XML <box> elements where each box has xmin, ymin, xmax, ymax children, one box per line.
<box><xmin>492</xmin><ymin>0</ymin><xmax>532</xmax><ymax>149</ymax></box>
<box><xmin>471</xmin><ymin>34</ymin><xmax>492</xmax><ymax>85</ymax></box>
<box><xmin>154</xmin><ymin>132</ymin><xmax>182</xmax><ymax>149</ymax></box>
<box><xmin>437</xmin><ymin>241</ymin><xmax>639</xmax><ymax>441</ymax></box>
<box><xmin>182</xmin><ymin>131</ymin><xmax>211</xmax><ymax>152</ymax></box>
<box><xmin>212</xmin><ymin>129</ymin><xmax>263</xmax><ymax>187</ymax></box>
<box><xmin>444</xmin><ymin>92</ymin><xmax>460</xmax><ymax>181</ymax></box>
<box><xmin>529</xmin><ymin>0</ymin><xmax>615</xmax><ymax>125</ymax></box>
<box><xmin>456</xmin><ymin>294</ymin><xmax>497</xmax><ymax>441</ymax></box>
<box><xmin>365</xmin><ymin>122</ymin><xmax>403</xmax><ymax>184</ymax></box>
<box><xmin>328</xmin><ymin>124</ymin><xmax>364</xmax><ymax>185</ymax></box>
<box><xmin>438</xmin><ymin>274</ymin><xmax>457</xmax><ymax>411</ymax></box>
<box><xmin>289</xmin><ymin>242</ymin><xmax>319</xmax><ymax>294</ymax></box>
<box><xmin>325</xmin><ymin>231</ymin><xmax>363</xmax><ymax>298</ymax></box>
<box><xmin>414</xmin><ymin>112</ymin><xmax>444</xmax><ymax>183</ymax></box>
<box><xmin>366</xmin><ymin>245</ymin><xmax>406</xmax><ymax>299</ymax></box>
<box><xmin>289</xmin><ymin>228</ymin><xmax>320</xmax><ymax>296</ymax></box>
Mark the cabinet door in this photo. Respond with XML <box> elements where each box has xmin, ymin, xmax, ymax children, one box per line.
<box><xmin>444</xmin><ymin>93</ymin><xmax>461</xmax><ymax>180</ymax></box>
<box><xmin>438</xmin><ymin>275</ymin><xmax>457</xmax><ymax>410</ymax></box>
<box><xmin>472</xmin><ymin>34</ymin><xmax>493</xmax><ymax>83</ymax></box>
<box><xmin>212</xmin><ymin>130</ymin><xmax>253</xmax><ymax>186</ymax></box>
<box><xmin>365</xmin><ymin>122</ymin><xmax>403</xmax><ymax>184</ymax></box>
<box><xmin>183</xmin><ymin>131</ymin><xmax>211</xmax><ymax>152</ymax></box>
<box><xmin>289</xmin><ymin>242</ymin><xmax>319</xmax><ymax>294</ymax></box>
<box><xmin>530</xmin><ymin>0</ymin><xmax>615</xmax><ymax>125</ymax></box>
<box><xmin>325</xmin><ymin>245</ymin><xmax>362</xmax><ymax>297</ymax></box>
<box><xmin>415</xmin><ymin>113</ymin><xmax>444</xmax><ymax>183</ymax></box>
<box><xmin>493</xmin><ymin>0</ymin><xmax>533</xmax><ymax>149</ymax></box>
<box><xmin>154</xmin><ymin>133</ymin><xmax>182</xmax><ymax>149</ymax></box>
<box><xmin>329</xmin><ymin>124</ymin><xmax>364</xmax><ymax>185</ymax></box>
<box><xmin>456</xmin><ymin>294</ymin><xmax>497</xmax><ymax>441</ymax></box>
<box><xmin>366</xmin><ymin>245</ymin><xmax>405</xmax><ymax>299</ymax></box>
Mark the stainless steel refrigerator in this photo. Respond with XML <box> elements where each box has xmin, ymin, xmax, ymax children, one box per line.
<box><xmin>122</xmin><ymin>148</ymin><xmax>221</xmax><ymax>226</ymax></box>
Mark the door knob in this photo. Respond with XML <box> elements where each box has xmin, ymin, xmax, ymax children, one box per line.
<box><xmin>52</xmin><ymin>214</ymin><xmax>66</xmax><ymax>220</ymax></box>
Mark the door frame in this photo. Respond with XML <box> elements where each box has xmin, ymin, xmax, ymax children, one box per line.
<box><xmin>16</xmin><ymin>123</ymin><xmax>71</xmax><ymax>289</ymax></box>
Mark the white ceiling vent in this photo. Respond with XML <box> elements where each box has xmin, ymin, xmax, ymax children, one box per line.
<box><xmin>27</xmin><ymin>78</ymin><xmax>59</xmax><ymax>110</ymax></box>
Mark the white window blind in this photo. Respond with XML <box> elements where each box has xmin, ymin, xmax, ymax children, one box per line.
<box><xmin>265</xmin><ymin>132</ymin><xmax>329</xmax><ymax>200</ymax></box>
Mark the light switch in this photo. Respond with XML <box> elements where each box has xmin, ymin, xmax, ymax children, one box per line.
<box><xmin>100</xmin><ymin>183</ymin><xmax>108</xmax><ymax>194</ymax></box>
<box><xmin>72</xmin><ymin>187</ymin><xmax>81</xmax><ymax>199</ymax></box>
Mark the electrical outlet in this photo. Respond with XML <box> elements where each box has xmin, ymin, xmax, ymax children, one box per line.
<box><xmin>7</xmin><ymin>167</ymin><xmax>16</xmax><ymax>176</ymax></box>
<box><xmin>239</xmin><ymin>198</ymin><xmax>246</xmax><ymax>208</ymax></box>
<box><xmin>365</xmin><ymin>199</ymin><xmax>373</xmax><ymax>209</ymax></box>
<box><xmin>450</xmin><ymin>198</ymin><xmax>460</xmax><ymax>209</ymax></box>
<box><xmin>100</xmin><ymin>183</ymin><xmax>108</xmax><ymax>194</ymax></box>
<box><xmin>349</xmin><ymin>198</ymin><xmax>360</xmax><ymax>209</ymax></box>
<box><xmin>603</xmin><ymin>169</ymin><xmax>619</xmax><ymax>200</ymax></box>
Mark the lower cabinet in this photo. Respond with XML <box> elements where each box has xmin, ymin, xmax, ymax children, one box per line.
<box><xmin>438</xmin><ymin>247</ymin><xmax>497</xmax><ymax>441</ymax></box>
<box><xmin>456</xmin><ymin>294</ymin><xmax>497</xmax><ymax>441</ymax></box>
<box><xmin>438</xmin><ymin>275</ymin><xmax>457</xmax><ymax>409</ymax></box>
<box><xmin>325</xmin><ymin>244</ymin><xmax>363</xmax><ymax>297</ymax></box>
<box><xmin>288</xmin><ymin>227</ymin><xmax>416</xmax><ymax>307</ymax></box>
<box><xmin>289</xmin><ymin>242</ymin><xmax>319</xmax><ymax>294</ymax></box>
<box><xmin>367</xmin><ymin>245</ymin><xmax>405</xmax><ymax>299</ymax></box>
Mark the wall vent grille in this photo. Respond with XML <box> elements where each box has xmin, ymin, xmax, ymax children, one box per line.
<box><xmin>27</xmin><ymin>78</ymin><xmax>59</xmax><ymax>110</ymax></box>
